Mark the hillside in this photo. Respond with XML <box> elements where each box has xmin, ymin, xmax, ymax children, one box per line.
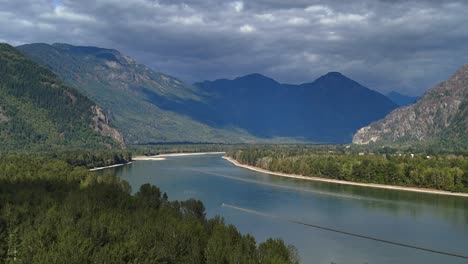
<box><xmin>17</xmin><ymin>43</ymin><xmax>257</xmax><ymax>144</ymax></box>
<box><xmin>353</xmin><ymin>64</ymin><xmax>468</xmax><ymax>148</ymax></box>
<box><xmin>386</xmin><ymin>91</ymin><xmax>418</xmax><ymax>106</ymax></box>
<box><xmin>195</xmin><ymin>72</ymin><xmax>397</xmax><ymax>143</ymax></box>
<box><xmin>0</xmin><ymin>43</ymin><xmax>123</xmax><ymax>151</ymax></box>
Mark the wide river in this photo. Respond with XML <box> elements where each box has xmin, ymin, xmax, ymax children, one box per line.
<box><xmin>101</xmin><ymin>154</ymin><xmax>468</xmax><ymax>264</ymax></box>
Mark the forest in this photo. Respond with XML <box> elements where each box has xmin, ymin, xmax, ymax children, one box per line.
<box><xmin>0</xmin><ymin>43</ymin><xmax>117</xmax><ymax>151</ymax></box>
<box><xmin>227</xmin><ymin>146</ymin><xmax>468</xmax><ymax>193</ymax></box>
<box><xmin>0</xmin><ymin>154</ymin><xmax>299</xmax><ymax>263</ymax></box>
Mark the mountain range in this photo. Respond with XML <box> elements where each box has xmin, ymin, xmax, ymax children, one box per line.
<box><xmin>353</xmin><ymin>64</ymin><xmax>468</xmax><ymax>148</ymax></box>
<box><xmin>18</xmin><ymin>43</ymin><xmax>398</xmax><ymax>144</ymax></box>
<box><xmin>194</xmin><ymin>72</ymin><xmax>397</xmax><ymax>143</ymax></box>
<box><xmin>0</xmin><ymin>43</ymin><xmax>123</xmax><ymax>151</ymax></box>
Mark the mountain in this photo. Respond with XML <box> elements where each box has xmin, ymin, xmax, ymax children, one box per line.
<box><xmin>386</xmin><ymin>91</ymin><xmax>418</xmax><ymax>106</ymax></box>
<box><xmin>18</xmin><ymin>43</ymin><xmax>397</xmax><ymax>144</ymax></box>
<box><xmin>0</xmin><ymin>43</ymin><xmax>123</xmax><ymax>151</ymax></box>
<box><xmin>18</xmin><ymin>43</ymin><xmax>256</xmax><ymax>144</ymax></box>
<box><xmin>194</xmin><ymin>72</ymin><xmax>398</xmax><ymax>143</ymax></box>
<box><xmin>353</xmin><ymin>64</ymin><xmax>468</xmax><ymax>147</ymax></box>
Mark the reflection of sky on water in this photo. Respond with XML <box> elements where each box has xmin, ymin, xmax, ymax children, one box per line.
<box><xmin>100</xmin><ymin>155</ymin><xmax>468</xmax><ymax>264</ymax></box>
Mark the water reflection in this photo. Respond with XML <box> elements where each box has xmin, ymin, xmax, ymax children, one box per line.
<box><xmin>99</xmin><ymin>155</ymin><xmax>468</xmax><ymax>264</ymax></box>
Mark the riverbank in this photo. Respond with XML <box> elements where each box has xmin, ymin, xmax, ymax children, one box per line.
<box><xmin>91</xmin><ymin>152</ymin><xmax>226</xmax><ymax>171</ymax></box>
<box><xmin>223</xmin><ymin>156</ymin><xmax>468</xmax><ymax>198</ymax></box>
<box><xmin>134</xmin><ymin>152</ymin><xmax>226</xmax><ymax>160</ymax></box>
<box><xmin>132</xmin><ymin>156</ymin><xmax>166</xmax><ymax>161</ymax></box>
<box><xmin>89</xmin><ymin>162</ymin><xmax>133</xmax><ymax>171</ymax></box>
<box><xmin>153</xmin><ymin>152</ymin><xmax>226</xmax><ymax>157</ymax></box>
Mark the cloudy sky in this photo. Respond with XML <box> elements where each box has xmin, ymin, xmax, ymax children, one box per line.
<box><xmin>1</xmin><ymin>0</ymin><xmax>468</xmax><ymax>95</ymax></box>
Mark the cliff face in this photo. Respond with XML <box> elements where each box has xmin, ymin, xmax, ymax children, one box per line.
<box><xmin>353</xmin><ymin>64</ymin><xmax>468</xmax><ymax>145</ymax></box>
<box><xmin>90</xmin><ymin>106</ymin><xmax>125</xmax><ymax>146</ymax></box>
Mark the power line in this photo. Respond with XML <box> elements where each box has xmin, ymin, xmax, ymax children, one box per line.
<box><xmin>221</xmin><ymin>203</ymin><xmax>468</xmax><ymax>260</ymax></box>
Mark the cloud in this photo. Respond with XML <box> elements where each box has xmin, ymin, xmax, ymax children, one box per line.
<box><xmin>230</xmin><ymin>1</ymin><xmax>244</xmax><ymax>12</ymax></box>
<box><xmin>169</xmin><ymin>15</ymin><xmax>204</xmax><ymax>25</ymax></box>
<box><xmin>287</xmin><ymin>17</ymin><xmax>308</xmax><ymax>26</ymax></box>
<box><xmin>41</xmin><ymin>5</ymin><xmax>96</xmax><ymax>22</ymax></box>
<box><xmin>1</xmin><ymin>0</ymin><xmax>468</xmax><ymax>95</ymax></box>
<box><xmin>239</xmin><ymin>24</ymin><xmax>255</xmax><ymax>33</ymax></box>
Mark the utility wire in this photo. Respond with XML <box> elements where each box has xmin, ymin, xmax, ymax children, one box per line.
<box><xmin>222</xmin><ymin>203</ymin><xmax>468</xmax><ymax>260</ymax></box>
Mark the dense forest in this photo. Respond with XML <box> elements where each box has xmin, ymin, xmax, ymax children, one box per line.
<box><xmin>227</xmin><ymin>146</ymin><xmax>468</xmax><ymax>193</ymax></box>
<box><xmin>0</xmin><ymin>43</ymin><xmax>118</xmax><ymax>151</ymax></box>
<box><xmin>0</xmin><ymin>154</ymin><xmax>299</xmax><ymax>263</ymax></box>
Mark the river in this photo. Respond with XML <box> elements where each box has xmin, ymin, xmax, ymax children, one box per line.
<box><xmin>99</xmin><ymin>154</ymin><xmax>468</xmax><ymax>264</ymax></box>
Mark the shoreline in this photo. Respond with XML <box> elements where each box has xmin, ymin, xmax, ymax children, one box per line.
<box><xmin>89</xmin><ymin>162</ymin><xmax>133</xmax><ymax>171</ymax></box>
<box><xmin>92</xmin><ymin>152</ymin><xmax>226</xmax><ymax>171</ymax></box>
<box><xmin>134</xmin><ymin>152</ymin><xmax>226</xmax><ymax>160</ymax></box>
<box><xmin>222</xmin><ymin>156</ymin><xmax>468</xmax><ymax>198</ymax></box>
<box><xmin>132</xmin><ymin>156</ymin><xmax>167</xmax><ymax>161</ymax></box>
<box><xmin>153</xmin><ymin>152</ymin><xmax>226</xmax><ymax>157</ymax></box>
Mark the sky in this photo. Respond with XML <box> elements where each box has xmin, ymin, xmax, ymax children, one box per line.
<box><xmin>1</xmin><ymin>0</ymin><xmax>468</xmax><ymax>96</ymax></box>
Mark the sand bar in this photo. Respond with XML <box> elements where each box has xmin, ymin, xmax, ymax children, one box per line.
<box><xmin>89</xmin><ymin>162</ymin><xmax>133</xmax><ymax>171</ymax></box>
<box><xmin>132</xmin><ymin>156</ymin><xmax>167</xmax><ymax>161</ymax></box>
<box><xmin>153</xmin><ymin>152</ymin><xmax>226</xmax><ymax>157</ymax></box>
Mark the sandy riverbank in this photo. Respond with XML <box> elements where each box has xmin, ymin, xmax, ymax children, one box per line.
<box><xmin>223</xmin><ymin>156</ymin><xmax>468</xmax><ymax>198</ymax></box>
<box><xmin>154</xmin><ymin>152</ymin><xmax>226</xmax><ymax>157</ymax></box>
<box><xmin>89</xmin><ymin>162</ymin><xmax>133</xmax><ymax>171</ymax></box>
<box><xmin>134</xmin><ymin>151</ymin><xmax>226</xmax><ymax>160</ymax></box>
<box><xmin>134</xmin><ymin>152</ymin><xmax>226</xmax><ymax>160</ymax></box>
<box><xmin>132</xmin><ymin>156</ymin><xmax>167</xmax><ymax>161</ymax></box>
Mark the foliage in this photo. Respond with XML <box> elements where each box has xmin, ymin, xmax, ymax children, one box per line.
<box><xmin>0</xmin><ymin>43</ymin><xmax>117</xmax><ymax>151</ymax></box>
<box><xmin>228</xmin><ymin>146</ymin><xmax>468</xmax><ymax>193</ymax></box>
<box><xmin>0</xmin><ymin>154</ymin><xmax>299</xmax><ymax>263</ymax></box>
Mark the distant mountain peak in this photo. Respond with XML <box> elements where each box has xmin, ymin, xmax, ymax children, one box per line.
<box><xmin>313</xmin><ymin>71</ymin><xmax>356</xmax><ymax>84</ymax></box>
<box><xmin>324</xmin><ymin>71</ymin><xmax>345</xmax><ymax>77</ymax></box>
<box><xmin>244</xmin><ymin>73</ymin><xmax>267</xmax><ymax>78</ymax></box>
<box><xmin>234</xmin><ymin>73</ymin><xmax>278</xmax><ymax>83</ymax></box>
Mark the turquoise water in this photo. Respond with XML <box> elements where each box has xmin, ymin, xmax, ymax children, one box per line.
<box><xmin>101</xmin><ymin>154</ymin><xmax>468</xmax><ymax>264</ymax></box>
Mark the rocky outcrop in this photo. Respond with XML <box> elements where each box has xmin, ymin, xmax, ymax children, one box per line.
<box><xmin>90</xmin><ymin>106</ymin><xmax>125</xmax><ymax>146</ymax></box>
<box><xmin>0</xmin><ymin>106</ymin><xmax>9</xmax><ymax>123</ymax></box>
<box><xmin>353</xmin><ymin>64</ymin><xmax>468</xmax><ymax>145</ymax></box>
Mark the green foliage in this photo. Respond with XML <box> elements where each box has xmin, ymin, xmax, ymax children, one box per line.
<box><xmin>57</xmin><ymin>150</ymin><xmax>132</xmax><ymax>169</ymax></box>
<box><xmin>0</xmin><ymin>43</ymin><xmax>117</xmax><ymax>151</ymax></box>
<box><xmin>259</xmin><ymin>239</ymin><xmax>300</xmax><ymax>264</ymax></box>
<box><xmin>0</xmin><ymin>154</ymin><xmax>298</xmax><ymax>263</ymax></box>
<box><xmin>228</xmin><ymin>146</ymin><xmax>468</xmax><ymax>193</ymax></box>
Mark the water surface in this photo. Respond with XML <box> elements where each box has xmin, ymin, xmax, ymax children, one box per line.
<box><xmin>101</xmin><ymin>154</ymin><xmax>468</xmax><ymax>264</ymax></box>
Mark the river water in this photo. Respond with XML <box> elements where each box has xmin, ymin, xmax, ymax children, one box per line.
<box><xmin>100</xmin><ymin>154</ymin><xmax>468</xmax><ymax>264</ymax></box>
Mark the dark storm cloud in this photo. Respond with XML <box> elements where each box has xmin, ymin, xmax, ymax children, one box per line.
<box><xmin>1</xmin><ymin>0</ymin><xmax>468</xmax><ymax>95</ymax></box>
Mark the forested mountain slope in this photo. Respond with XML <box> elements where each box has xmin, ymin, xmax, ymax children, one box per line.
<box><xmin>18</xmin><ymin>43</ymin><xmax>257</xmax><ymax>144</ymax></box>
<box><xmin>353</xmin><ymin>64</ymin><xmax>468</xmax><ymax>148</ymax></box>
<box><xmin>0</xmin><ymin>43</ymin><xmax>123</xmax><ymax>151</ymax></box>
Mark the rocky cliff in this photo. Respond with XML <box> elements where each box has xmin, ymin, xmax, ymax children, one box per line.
<box><xmin>353</xmin><ymin>64</ymin><xmax>468</xmax><ymax>146</ymax></box>
<box><xmin>90</xmin><ymin>106</ymin><xmax>125</xmax><ymax>146</ymax></box>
